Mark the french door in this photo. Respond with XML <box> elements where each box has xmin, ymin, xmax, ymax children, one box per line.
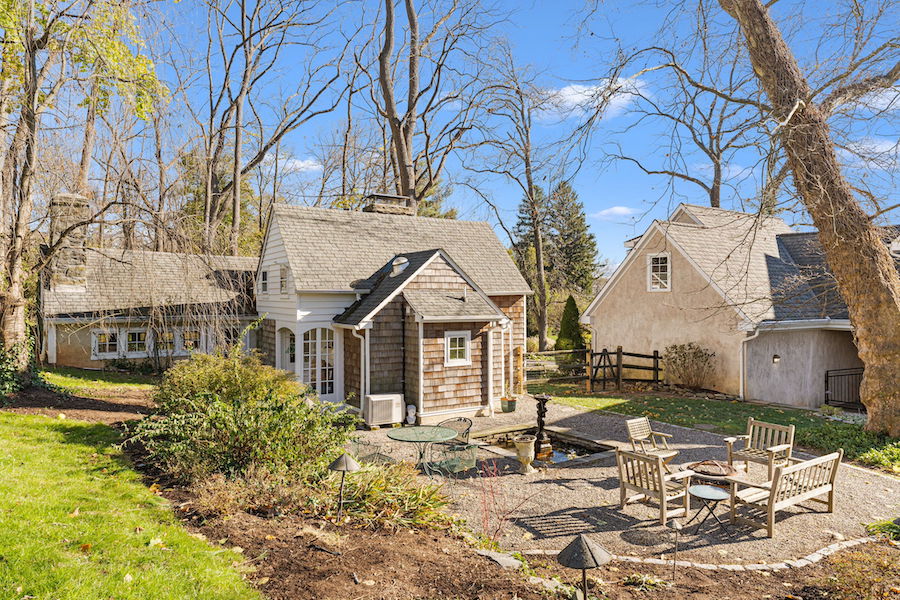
<box><xmin>300</xmin><ymin>327</ymin><xmax>337</xmax><ymax>402</ymax></box>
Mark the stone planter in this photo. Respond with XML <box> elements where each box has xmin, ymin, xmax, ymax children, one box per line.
<box><xmin>500</xmin><ymin>397</ymin><xmax>517</xmax><ymax>413</ymax></box>
<box><xmin>513</xmin><ymin>435</ymin><xmax>537</xmax><ymax>474</ymax></box>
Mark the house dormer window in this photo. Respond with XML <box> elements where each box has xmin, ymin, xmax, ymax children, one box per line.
<box><xmin>647</xmin><ymin>253</ymin><xmax>670</xmax><ymax>292</ymax></box>
<box><xmin>279</xmin><ymin>265</ymin><xmax>288</xmax><ymax>294</ymax></box>
<box><xmin>444</xmin><ymin>330</ymin><xmax>471</xmax><ymax>367</ymax></box>
<box><xmin>260</xmin><ymin>271</ymin><xmax>268</xmax><ymax>293</ymax></box>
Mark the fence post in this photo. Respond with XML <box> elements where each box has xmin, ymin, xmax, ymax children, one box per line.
<box><xmin>653</xmin><ymin>350</ymin><xmax>660</xmax><ymax>385</ymax></box>
<box><xmin>615</xmin><ymin>345</ymin><xmax>623</xmax><ymax>391</ymax></box>
<box><xmin>585</xmin><ymin>348</ymin><xmax>593</xmax><ymax>393</ymax></box>
<box><xmin>601</xmin><ymin>348</ymin><xmax>608</xmax><ymax>391</ymax></box>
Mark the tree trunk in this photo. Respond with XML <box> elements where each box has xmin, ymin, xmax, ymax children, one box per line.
<box><xmin>719</xmin><ymin>0</ymin><xmax>900</xmax><ymax>435</ymax></box>
<box><xmin>77</xmin><ymin>79</ymin><xmax>98</xmax><ymax>197</ymax></box>
<box><xmin>230</xmin><ymin>93</ymin><xmax>244</xmax><ymax>255</ymax></box>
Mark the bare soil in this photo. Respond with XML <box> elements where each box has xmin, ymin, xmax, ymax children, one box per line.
<box><xmin>2</xmin><ymin>385</ymin><xmax>153</xmax><ymax>424</ymax></box>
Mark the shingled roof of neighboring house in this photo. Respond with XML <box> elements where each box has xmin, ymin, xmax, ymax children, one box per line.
<box><xmin>42</xmin><ymin>249</ymin><xmax>258</xmax><ymax>318</ymax></box>
<box><xmin>269</xmin><ymin>204</ymin><xmax>531</xmax><ymax>295</ymax></box>
<box><xmin>334</xmin><ymin>249</ymin><xmax>507</xmax><ymax>326</ymax></box>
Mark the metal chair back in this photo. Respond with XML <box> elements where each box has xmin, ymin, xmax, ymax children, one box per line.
<box><xmin>437</xmin><ymin>417</ymin><xmax>473</xmax><ymax>444</ymax></box>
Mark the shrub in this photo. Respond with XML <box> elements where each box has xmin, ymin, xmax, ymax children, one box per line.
<box><xmin>663</xmin><ymin>343</ymin><xmax>716</xmax><ymax>390</ymax></box>
<box><xmin>555</xmin><ymin>295</ymin><xmax>585</xmax><ymax>351</ymax></box>
<box><xmin>866</xmin><ymin>519</ymin><xmax>900</xmax><ymax>541</ymax></box>
<box><xmin>526</xmin><ymin>336</ymin><xmax>539</xmax><ymax>353</ymax></box>
<box><xmin>796</xmin><ymin>422</ymin><xmax>900</xmax><ymax>472</ymax></box>
<box><xmin>129</xmin><ymin>351</ymin><xmax>357</xmax><ymax>482</ymax></box>
<box><xmin>0</xmin><ymin>343</ymin><xmax>23</xmax><ymax>397</ymax></box>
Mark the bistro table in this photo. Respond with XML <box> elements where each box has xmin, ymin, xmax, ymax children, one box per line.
<box><xmin>386</xmin><ymin>425</ymin><xmax>458</xmax><ymax>476</ymax></box>
<box><xmin>684</xmin><ymin>484</ymin><xmax>731</xmax><ymax>535</ymax></box>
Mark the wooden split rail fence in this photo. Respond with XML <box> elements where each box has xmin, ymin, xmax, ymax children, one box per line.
<box><xmin>526</xmin><ymin>346</ymin><xmax>662</xmax><ymax>392</ymax></box>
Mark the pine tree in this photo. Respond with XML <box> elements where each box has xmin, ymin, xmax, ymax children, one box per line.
<box><xmin>548</xmin><ymin>181</ymin><xmax>598</xmax><ymax>293</ymax></box>
<box><xmin>555</xmin><ymin>295</ymin><xmax>585</xmax><ymax>350</ymax></box>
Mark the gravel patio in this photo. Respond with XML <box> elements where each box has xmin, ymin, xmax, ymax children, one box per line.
<box><xmin>355</xmin><ymin>396</ymin><xmax>900</xmax><ymax>565</ymax></box>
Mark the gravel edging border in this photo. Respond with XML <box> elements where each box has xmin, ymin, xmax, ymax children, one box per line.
<box><xmin>512</xmin><ymin>535</ymin><xmax>880</xmax><ymax>572</ymax></box>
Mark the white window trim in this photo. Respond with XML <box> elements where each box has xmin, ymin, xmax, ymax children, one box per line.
<box><xmin>154</xmin><ymin>330</ymin><xmax>178</xmax><ymax>356</ymax></box>
<box><xmin>91</xmin><ymin>329</ymin><xmax>121</xmax><ymax>360</ymax></box>
<box><xmin>123</xmin><ymin>328</ymin><xmax>151</xmax><ymax>358</ymax></box>
<box><xmin>260</xmin><ymin>270</ymin><xmax>269</xmax><ymax>294</ymax></box>
<box><xmin>646</xmin><ymin>252</ymin><xmax>671</xmax><ymax>292</ymax></box>
<box><xmin>279</xmin><ymin>264</ymin><xmax>289</xmax><ymax>295</ymax></box>
<box><xmin>444</xmin><ymin>330</ymin><xmax>472</xmax><ymax>367</ymax></box>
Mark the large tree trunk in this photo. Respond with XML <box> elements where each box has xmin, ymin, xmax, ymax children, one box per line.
<box><xmin>76</xmin><ymin>80</ymin><xmax>98</xmax><ymax>197</ymax></box>
<box><xmin>719</xmin><ymin>0</ymin><xmax>900</xmax><ymax>435</ymax></box>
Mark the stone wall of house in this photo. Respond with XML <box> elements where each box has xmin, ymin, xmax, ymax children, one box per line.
<box><xmin>343</xmin><ymin>329</ymin><xmax>361</xmax><ymax>407</ymax></box>
<box><xmin>258</xmin><ymin>318</ymin><xmax>276</xmax><ymax>366</ymax></box>
<box><xmin>368</xmin><ymin>297</ymin><xmax>405</xmax><ymax>395</ymax></box>
<box><xmin>421</xmin><ymin>321</ymin><xmax>487</xmax><ymax>414</ymax></box>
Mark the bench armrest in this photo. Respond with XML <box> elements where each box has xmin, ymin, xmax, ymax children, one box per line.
<box><xmin>724</xmin><ymin>435</ymin><xmax>749</xmax><ymax>444</ymax></box>
<box><xmin>665</xmin><ymin>469</ymin><xmax>694</xmax><ymax>481</ymax></box>
<box><xmin>725</xmin><ymin>476</ymin><xmax>771</xmax><ymax>490</ymax></box>
<box><xmin>766</xmin><ymin>443</ymin><xmax>792</xmax><ymax>454</ymax></box>
<box><xmin>652</xmin><ymin>431</ymin><xmax>673</xmax><ymax>438</ymax></box>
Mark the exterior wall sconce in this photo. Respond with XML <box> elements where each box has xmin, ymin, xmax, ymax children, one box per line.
<box><xmin>772</xmin><ymin>354</ymin><xmax>781</xmax><ymax>364</ymax></box>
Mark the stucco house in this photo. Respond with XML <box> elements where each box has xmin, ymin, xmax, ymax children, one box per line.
<box><xmin>581</xmin><ymin>204</ymin><xmax>894</xmax><ymax>409</ymax></box>
<box><xmin>40</xmin><ymin>195</ymin><xmax>258</xmax><ymax>369</ymax></box>
<box><xmin>255</xmin><ymin>195</ymin><xmax>531</xmax><ymax>424</ymax></box>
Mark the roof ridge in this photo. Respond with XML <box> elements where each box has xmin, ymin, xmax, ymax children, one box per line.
<box><xmin>272</xmin><ymin>203</ymin><xmax>491</xmax><ymax>227</ymax></box>
<box><xmin>86</xmin><ymin>247</ymin><xmax>258</xmax><ymax>262</ymax></box>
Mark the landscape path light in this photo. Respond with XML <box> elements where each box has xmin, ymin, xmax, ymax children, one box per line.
<box><xmin>557</xmin><ymin>533</ymin><xmax>612</xmax><ymax>600</ymax></box>
<box><xmin>328</xmin><ymin>453</ymin><xmax>360</xmax><ymax>517</ymax></box>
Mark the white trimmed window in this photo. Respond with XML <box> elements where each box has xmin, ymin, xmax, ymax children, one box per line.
<box><xmin>279</xmin><ymin>265</ymin><xmax>288</xmax><ymax>294</ymax></box>
<box><xmin>444</xmin><ymin>330</ymin><xmax>471</xmax><ymax>367</ymax></box>
<box><xmin>260</xmin><ymin>271</ymin><xmax>268</xmax><ymax>293</ymax></box>
<box><xmin>125</xmin><ymin>330</ymin><xmax>148</xmax><ymax>355</ymax></box>
<box><xmin>647</xmin><ymin>253</ymin><xmax>671</xmax><ymax>292</ymax></box>
<box><xmin>181</xmin><ymin>329</ymin><xmax>201</xmax><ymax>352</ymax></box>
<box><xmin>92</xmin><ymin>330</ymin><xmax>119</xmax><ymax>359</ymax></box>
<box><xmin>156</xmin><ymin>331</ymin><xmax>176</xmax><ymax>353</ymax></box>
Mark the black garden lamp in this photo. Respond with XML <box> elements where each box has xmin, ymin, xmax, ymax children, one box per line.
<box><xmin>328</xmin><ymin>453</ymin><xmax>360</xmax><ymax>517</ymax></box>
<box><xmin>557</xmin><ymin>534</ymin><xmax>612</xmax><ymax>600</ymax></box>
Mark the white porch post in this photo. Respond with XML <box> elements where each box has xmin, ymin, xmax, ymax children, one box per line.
<box><xmin>47</xmin><ymin>323</ymin><xmax>57</xmax><ymax>365</ymax></box>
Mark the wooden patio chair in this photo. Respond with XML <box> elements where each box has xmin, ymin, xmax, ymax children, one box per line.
<box><xmin>728</xmin><ymin>450</ymin><xmax>842</xmax><ymax>538</ymax></box>
<box><xmin>616</xmin><ymin>448</ymin><xmax>694</xmax><ymax>525</ymax></box>
<box><xmin>625</xmin><ymin>417</ymin><xmax>678</xmax><ymax>471</ymax></box>
<box><xmin>725</xmin><ymin>418</ymin><xmax>795</xmax><ymax>480</ymax></box>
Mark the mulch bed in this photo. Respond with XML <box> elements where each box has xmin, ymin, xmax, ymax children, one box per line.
<box><xmin>2</xmin><ymin>385</ymin><xmax>153</xmax><ymax>424</ymax></box>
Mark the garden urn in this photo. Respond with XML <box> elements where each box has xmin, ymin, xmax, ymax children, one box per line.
<box><xmin>513</xmin><ymin>435</ymin><xmax>537</xmax><ymax>474</ymax></box>
<box><xmin>501</xmin><ymin>397</ymin><xmax>517</xmax><ymax>413</ymax></box>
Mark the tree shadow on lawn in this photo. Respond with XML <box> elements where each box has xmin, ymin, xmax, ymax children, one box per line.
<box><xmin>4</xmin><ymin>385</ymin><xmax>151</xmax><ymax>423</ymax></box>
<box><xmin>44</xmin><ymin>419</ymin><xmax>137</xmax><ymax>478</ymax></box>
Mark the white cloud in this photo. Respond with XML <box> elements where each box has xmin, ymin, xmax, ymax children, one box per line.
<box><xmin>262</xmin><ymin>153</ymin><xmax>323</xmax><ymax>174</ymax></box>
<box><xmin>857</xmin><ymin>86</ymin><xmax>900</xmax><ymax>112</ymax></box>
<box><xmin>694</xmin><ymin>162</ymin><xmax>753</xmax><ymax>179</ymax></box>
<box><xmin>839</xmin><ymin>136</ymin><xmax>899</xmax><ymax>170</ymax></box>
<box><xmin>539</xmin><ymin>78</ymin><xmax>645</xmax><ymax>121</ymax></box>
<box><xmin>591</xmin><ymin>205</ymin><xmax>639</xmax><ymax>221</ymax></box>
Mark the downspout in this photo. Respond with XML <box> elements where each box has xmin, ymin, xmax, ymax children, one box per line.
<box><xmin>740</xmin><ymin>327</ymin><xmax>762</xmax><ymax>399</ymax></box>
<box><xmin>485</xmin><ymin>321</ymin><xmax>502</xmax><ymax>417</ymax></box>
<box><xmin>417</xmin><ymin>321</ymin><xmax>424</xmax><ymax>420</ymax></box>
<box><xmin>352</xmin><ymin>328</ymin><xmax>368</xmax><ymax>400</ymax></box>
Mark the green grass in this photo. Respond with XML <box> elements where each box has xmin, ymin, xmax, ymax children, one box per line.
<box><xmin>0</xmin><ymin>412</ymin><xmax>260</xmax><ymax>600</ymax></box>
<box><xmin>530</xmin><ymin>382</ymin><xmax>900</xmax><ymax>473</ymax></box>
<box><xmin>38</xmin><ymin>367</ymin><xmax>158</xmax><ymax>397</ymax></box>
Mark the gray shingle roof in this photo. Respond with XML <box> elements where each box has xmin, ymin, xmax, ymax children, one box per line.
<box><xmin>403</xmin><ymin>289</ymin><xmax>503</xmax><ymax>320</ymax></box>
<box><xmin>334</xmin><ymin>250</ymin><xmax>440</xmax><ymax>325</ymax></box>
<box><xmin>42</xmin><ymin>249</ymin><xmax>257</xmax><ymax>317</ymax></box>
<box><xmin>270</xmin><ymin>205</ymin><xmax>531</xmax><ymax>295</ymax></box>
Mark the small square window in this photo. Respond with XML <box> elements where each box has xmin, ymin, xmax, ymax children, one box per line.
<box><xmin>157</xmin><ymin>331</ymin><xmax>176</xmax><ymax>352</ymax></box>
<box><xmin>127</xmin><ymin>331</ymin><xmax>147</xmax><ymax>353</ymax></box>
<box><xmin>260</xmin><ymin>271</ymin><xmax>268</xmax><ymax>293</ymax></box>
<box><xmin>182</xmin><ymin>330</ymin><xmax>200</xmax><ymax>351</ymax></box>
<box><xmin>444</xmin><ymin>330</ymin><xmax>471</xmax><ymax>367</ymax></box>
<box><xmin>95</xmin><ymin>332</ymin><xmax>118</xmax><ymax>355</ymax></box>
<box><xmin>648</xmin><ymin>254</ymin><xmax>670</xmax><ymax>292</ymax></box>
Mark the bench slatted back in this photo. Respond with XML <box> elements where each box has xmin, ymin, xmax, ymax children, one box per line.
<box><xmin>617</xmin><ymin>449</ymin><xmax>665</xmax><ymax>494</ymax></box>
<box><xmin>772</xmin><ymin>450</ymin><xmax>842</xmax><ymax>506</ymax></box>
<box><xmin>626</xmin><ymin>417</ymin><xmax>653</xmax><ymax>442</ymax></box>
<box><xmin>746</xmin><ymin>418</ymin><xmax>794</xmax><ymax>451</ymax></box>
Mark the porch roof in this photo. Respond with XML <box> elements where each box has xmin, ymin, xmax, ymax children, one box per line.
<box><xmin>403</xmin><ymin>289</ymin><xmax>505</xmax><ymax>321</ymax></box>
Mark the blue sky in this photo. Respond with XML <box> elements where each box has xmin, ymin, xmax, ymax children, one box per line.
<box><xmin>160</xmin><ymin>0</ymin><xmax>899</xmax><ymax>266</ymax></box>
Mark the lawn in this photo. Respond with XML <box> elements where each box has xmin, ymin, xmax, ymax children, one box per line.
<box><xmin>38</xmin><ymin>366</ymin><xmax>158</xmax><ymax>397</ymax></box>
<box><xmin>0</xmin><ymin>412</ymin><xmax>260</xmax><ymax>600</ymax></box>
<box><xmin>530</xmin><ymin>382</ymin><xmax>900</xmax><ymax>473</ymax></box>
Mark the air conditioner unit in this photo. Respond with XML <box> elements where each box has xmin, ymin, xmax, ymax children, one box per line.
<box><xmin>363</xmin><ymin>393</ymin><xmax>404</xmax><ymax>426</ymax></box>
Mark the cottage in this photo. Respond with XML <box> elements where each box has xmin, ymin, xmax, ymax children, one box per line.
<box><xmin>40</xmin><ymin>195</ymin><xmax>258</xmax><ymax>369</ymax></box>
<box><xmin>255</xmin><ymin>195</ymin><xmax>531</xmax><ymax>424</ymax></box>
<box><xmin>581</xmin><ymin>204</ymin><xmax>896</xmax><ymax>409</ymax></box>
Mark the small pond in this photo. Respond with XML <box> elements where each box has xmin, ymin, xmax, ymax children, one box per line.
<box><xmin>479</xmin><ymin>428</ymin><xmax>602</xmax><ymax>464</ymax></box>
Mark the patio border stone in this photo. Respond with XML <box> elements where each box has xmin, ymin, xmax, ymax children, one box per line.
<box><xmin>507</xmin><ymin>536</ymin><xmax>879</xmax><ymax>572</ymax></box>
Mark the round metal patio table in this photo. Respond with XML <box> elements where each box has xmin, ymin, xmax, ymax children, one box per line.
<box><xmin>684</xmin><ymin>484</ymin><xmax>731</xmax><ymax>535</ymax></box>
<box><xmin>387</xmin><ymin>426</ymin><xmax>457</xmax><ymax>476</ymax></box>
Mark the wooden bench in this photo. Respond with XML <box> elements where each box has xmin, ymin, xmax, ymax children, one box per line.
<box><xmin>725</xmin><ymin>418</ymin><xmax>795</xmax><ymax>480</ymax></box>
<box><xmin>616</xmin><ymin>448</ymin><xmax>694</xmax><ymax>525</ymax></box>
<box><xmin>728</xmin><ymin>450</ymin><xmax>842</xmax><ymax>538</ymax></box>
<box><xmin>625</xmin><ymin>417</ymin><xmax>678</xmax><ymax>471</ymax></box>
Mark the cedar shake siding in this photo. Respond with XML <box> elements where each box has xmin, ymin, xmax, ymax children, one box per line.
<box><xmin>489</xmin><ymin>295</ymin><xmax>526</xmax><ymax>395</ymax></box>
<box><xmin>343</xmin><ymin>329</ymin><xmax>361</xmax><ymax>406</ymax></box>
<box><xmin>259</xmin><ymin>319</ymin><xmax>276</xmax><ymax>366</ymax></box>
<box><xmin>404</xmin><ymin>307</ymin><xmax>420</xmax><ymax>409</ymax></box>
<box><xmin>421</xmin><ymin>322</ymin><xmax>488</xmax><ymax>413</ymax></box>
<box><xmin>368</xmin><ymin>297</ymin><xmax>405</xmax><ymax>395</ymax></box>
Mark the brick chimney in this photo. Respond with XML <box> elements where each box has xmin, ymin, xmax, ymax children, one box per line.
<box><xmin>49</xmin><ymin>193</ymin><xmax>90</xmax><ymax>288</ymax></box>
<box><xmin>361</xmin><ymin>193</ymin><xmax>415</xmax><ymax>216</ymax></box>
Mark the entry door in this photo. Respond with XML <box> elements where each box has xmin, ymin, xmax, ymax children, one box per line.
<box><xmin>301</xmin><ymin>327</ymin><xmax>337</xmax><ymax>402</ymax></box>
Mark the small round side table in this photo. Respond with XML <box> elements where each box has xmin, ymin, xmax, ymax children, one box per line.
<box><xmin>684</xmin><ymin>484</ymin><xmax>731</xmax><ymax>534</ymax></box>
